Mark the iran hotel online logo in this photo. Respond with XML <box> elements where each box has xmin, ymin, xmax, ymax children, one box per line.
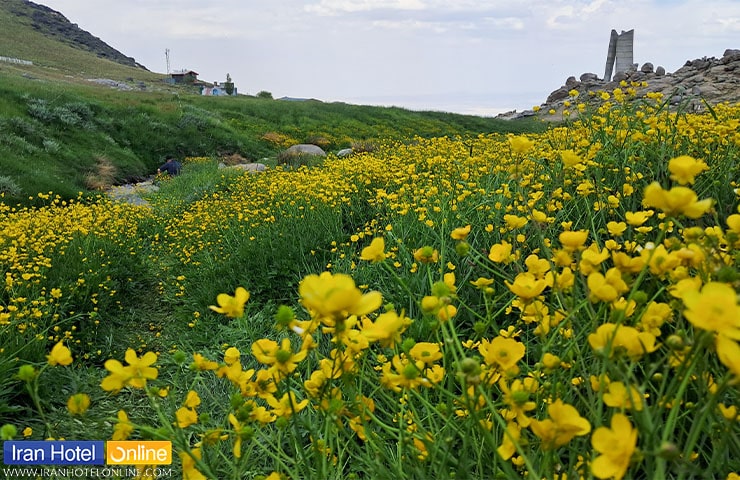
<box><xmin>3</xmin><ymin>439</ymin><xmax>172</xmax><ymax>465</ymax></box>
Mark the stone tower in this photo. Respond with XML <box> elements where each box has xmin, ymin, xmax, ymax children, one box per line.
<box><xmin>604</xmin><ymin>29</ymin><xmax>634</xmax><ymax>81</ymax></box>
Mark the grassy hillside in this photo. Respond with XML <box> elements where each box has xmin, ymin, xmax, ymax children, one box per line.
<box><xmin>0</xmin><ymin>1</ymin><xmax>544</xmax><ymax>205</ymax></box>
<box><xmin>0</xmin><ymin>0</ymin><xmax>156</xmax><ymax>80</ymax></box>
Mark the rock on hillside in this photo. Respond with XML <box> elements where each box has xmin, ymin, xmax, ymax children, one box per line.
<box><xmin>6</xmin><ymin>0</ymin><xmax>147</xmax><ymax>70</ymax></box>
<box><xmin>500</xmin><ymin>49</ymin><xmax>740</xmax><ymax>120</ymax></box>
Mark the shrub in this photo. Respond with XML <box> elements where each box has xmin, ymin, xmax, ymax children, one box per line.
<box><xmin>84</xmin><ymin>156</ymin><xmax>118</xmax><ymax>190</ymax></box>
<box><xmin>0</xmin><ymin>175</ymin><xmax>22</xmax><ymax>196</ymax></box>
<box><xmin>351</xmin><ymin>139</ymin><xmax>379</xmax><ymax>154</ymax></box>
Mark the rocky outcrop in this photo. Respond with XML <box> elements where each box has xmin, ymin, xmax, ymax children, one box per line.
<box><xmin>500</xmin><ymin>49</ymin><xmax>740</xmax><ymax>120</ymax></box>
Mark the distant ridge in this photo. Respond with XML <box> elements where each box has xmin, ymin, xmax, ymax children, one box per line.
<box><xmin>6</xmin><ymin>0</ymin><xmax>147</xmax><ymax>70</ymax></box>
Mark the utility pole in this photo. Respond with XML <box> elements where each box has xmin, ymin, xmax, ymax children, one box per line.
<box><xmin>165</xmin><ymin>48</ymin><xmax>171</xmax><ymax>74</ymax></box>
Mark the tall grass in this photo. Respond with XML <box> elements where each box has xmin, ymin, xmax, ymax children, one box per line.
<box><xmin>3</xmin><ymin>89</ymin><xmax>739</xmax><ymax>479</ymax></box>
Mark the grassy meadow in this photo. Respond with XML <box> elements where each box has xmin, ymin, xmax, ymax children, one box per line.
<box><xmin>2</xmin><ymin>85</ymin><xmax>740</xmax><ymax>480</ymax></box>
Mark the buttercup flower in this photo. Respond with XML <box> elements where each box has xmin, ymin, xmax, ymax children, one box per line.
<box><xmin>112</xmin><ymin>410</ymin><xmax>133</xmax><ymax>441</ymax></box>
<box><xmin>67</xmin><ymin>393</ymin><xmax>90</xmax><ymax>416</ymax></box>
<box><xmin>479</xmin><ymin>336</ymin><xmax>526</xmax><ymax>372</ymax></box>
<box><xmin>591</xmin><ymin>413</ymin><xmax>637</xmax><ymax>479</ymax></box>
<box><xmin>560</xmin><ymin>150</ymin><xmax>583</xmax><ymax>168</ymax></box>
<box><xmin>602</xmin><ymin>381</ymin><xmax>644</xmax><ymax>411</ymax></box>
<box><xmin>682</xmin><ymin>282</ymin><xmax>740</xmax><ymax>339</ymax></box>
<box><xmin>361</xmin><ymin>310</ymin><xmax>410</xmax><ymax>348</ymax></box>
<box><xmin>252</xmin><ymin>338</ymin><xmax>308</xmax><ymax>375</ymax></box>
<box><xmin>668</xmin><ymin>155</ymin><xmax>708</xmax><ymax>185</ymax></box>
<box><xmin>489</xmin><ymin>241</ymin><xmax>515</xmax><ymax>263</ymax></box>
<box><xmin>360</xmin><ymin>237</ymin><xmax>386</xmax><ymax>263</ymax></box>
<box><xmin>643</xmin><ymin>182</ymin><xmax>712</xmax><ymax>218</ymax></box>
<box><xmin>528</xmin><ymin>399</ymin><xmax>591</xmax><ymax>449</ymax></box>
<box><xmin>497</xmin><ymin>422</ymin><xmax>521</xmax><ymax>460</ymax></box>
<box><xmin>101</xmin><ymin>349</ymin><xmax>158</xmax><ymax>392</ymax></box>
<box><xmin>47</xmin><ymin>341</ymin><xmax>73</xmax><ymax>366</ymax></box>
<box><xmin>413</xmin><ymin>246</ymin><xmax>439</xmax><ymax>263</ymax></box>
<box><xmin>299</xmin><ymin>272</ymin><xmax>382</xmax><ymax>321</ymax></box>
<box><xmin>209</xmin><ymin>287</ymin><xmax>250</xmax><ymax>318</ymax></box>
<box><xmin>506</xmin><ymin>273</ymin><xmax>548</xmax><ymax>301</ymax></box>
<box><xmin>450</xmin><ymin>225</ymin><xmax>471</xmax><ymax>240</ymax></box>
<box><xmin>559</xmin><ymin>230</ymin><xmax>589</xmax><ymax>251</ymax></box>
<box><xmin>509</xmin><ymin>135</ymin><xmax>535</xmax><ymax>154</ymax></box>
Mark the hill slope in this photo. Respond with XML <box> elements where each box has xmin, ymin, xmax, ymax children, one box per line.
<box><xmin>0</xmin><ymin>1</ymin><xmax>542</xmax><ymax>206</ymax></box>
<box><xmin>2</xmin><ymin>0</ymin><xmax>146</xmax><ymax>70</ymax></box>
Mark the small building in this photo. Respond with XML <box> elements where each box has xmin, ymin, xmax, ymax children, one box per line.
<box><xmin>201</xmin><ymin>81</ymin><xmax>238</xmax><ymax>96</ymax></box>
<box><xmin>201</xmin><ymin>86</ymin><xmax>226</xmax><ymax>96</ymax></box>
<box><xmin>169</xmin><ymin>70</ymin><xmax>199</xmax><ymax>84</ymax></box>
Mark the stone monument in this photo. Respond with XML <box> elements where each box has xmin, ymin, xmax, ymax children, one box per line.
<box><xmin>604</xmin><ymin>29</ymin><xmax>634</xmax><ymax>81</ymax></box>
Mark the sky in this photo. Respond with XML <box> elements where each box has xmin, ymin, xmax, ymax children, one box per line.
<box><xmin>37</xmin><ymin>0</ymin><xmax>740</xmax><ymax>116</ymax></box>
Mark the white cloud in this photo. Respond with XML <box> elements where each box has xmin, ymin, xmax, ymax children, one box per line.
<box><xmin>305</xmin><ymin>0</ymin><xmax>427</xmax><ymax>15</ymax></box>
<box><xmin>33</xmin><ymin>0</ymin><xmax>740</xmax><ymax>114</ymax></box>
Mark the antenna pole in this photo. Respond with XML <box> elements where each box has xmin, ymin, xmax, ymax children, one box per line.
<box><xmin>165</xmin><ymin>48</ymin><xmax>171</xmax><ymax>74</ymax></box>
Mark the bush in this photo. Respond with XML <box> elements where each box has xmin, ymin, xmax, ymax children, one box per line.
<box><xmin>84</xmin><ymin>156</ymin><xmax>118</xmax><ymax>190</ymax></box>
<box><xmin>0</xmin><ymin>175</ymin><xmax>22</xmax><ymax>196</ymax></box>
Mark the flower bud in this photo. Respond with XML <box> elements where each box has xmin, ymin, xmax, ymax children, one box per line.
<box><xmin>17</xmin><ymin>365</ymin><xmax>37</xmax><ymax>382</ymax></box>
<box><xmin>1</xmin><ymin>424</ymin><xmax>17</xmax><ymax>440</ymax></box>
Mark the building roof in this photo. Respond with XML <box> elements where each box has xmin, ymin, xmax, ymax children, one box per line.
<box><xmin>171</xmin><ymin>70</ymin><xmax>199</xmax><ymax>76</ymax></box>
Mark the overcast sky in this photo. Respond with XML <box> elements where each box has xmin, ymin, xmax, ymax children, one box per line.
<box><xmin>38</xmin><ymin>0</ymin><xmax>740</xmax><ymax>116</ymax></box>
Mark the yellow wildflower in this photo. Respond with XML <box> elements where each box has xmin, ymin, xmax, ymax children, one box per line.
<box><xmin>602</xmin><ymin>381</ymin><xmax>644</xmax><ymax>411</ymax></box>
<box><xmin>209</xmin><ymin>287</ymin><xmax>250</xmax><ymax>318</ymax></box>
<box><xmin>488</xmin><ymin>241</ymin><xmax>515</xmax><ymax>263</ymax></box>
<box><xmin>716</xmin><ymin>334</ymin><xmax>740</xmax><ymax>377</ymax></box>
<box><xmin>101</xmin><ymin>349</ymin><xmax>158</xmax><ymax>392</ymax></box>
<box><xmin>506</xmin><ymin>273</ymin><xmax>548</xmax><ymax>301</ymax></box>
<box><xmin>360</xmin><ymin>237</ymin><xmax>386</xmax><ymax>263</ymax></box>
<box><xmin>112</xmin><ymin>410</ymin><xmax>133</xmax><ymax>441</ymax></box>
<box><xmin>479</xmin><ymin>336</ymin><xmax>526</xmax><ymax>372</ymax></box>
<box><xmin>591</xmin><ymin>413</ymin><xmax>637</xmax><ymax>479</ymax></box>
<box><xmin>67</xmin><ymin>393</ymin><xmax>91</xmax><ymax>416</ymax></box>
<box><xmin>413</xmin><ymin>246</ymin><xmax>439</xmax><ymax>263</ymax></box>
<box><xmin>252</xmin><ymin>338</ymin><xmax>308</xmax><ymax>375</ymax></box>
<box><xmin>191</xmin><ymin>353</ymin><xmax>218</xmax><ymax>371</ymax></box>
<box><xmin>299</xmin><ymin>272</ymin><xmax>382</xmax><ymax>321</ymax></box>
<box><xmin>181</xmin><ymin>448</ymin><xmax>207</xmax><ymax>480</ymax></box>
<box><xmin>362</xmin><ymin>310</ymin><xmax>410</xmax><ymax>348</ymax></box>
<box><xmin>643</xmin><ymin>182</ymin><xmax>712</xmax><ymax>218</ymax></box>
<box><xmin>450</xmin><ymin>225</ymin><xmax>471</xmax><ymax>240</ymax></box>
<box><xmin>559</xmin><ymin>230</ymin><xmax>589</xmax><ymax>251</ymax></box>
<box><xmin>47</xmin><ymin>341</ymin><xmax>73</xmax><ymax>366</ymax></box>
<box><xmin>682</xmin><ymin>282</ymin><xmax>740</xmax><ymax>339</ymax></box>
<box><xmin>529</xmin><ymin>399</ymin><xmax>591</xmax><ymax>449</ymax></box>
<box><xmin>509</xmin><ymin>135</ymin><xmax>534</xmax><ymax>154</ymax></box>
<box><xmin>497</xmin><ymin>422</ymin><xmax>521</xmax><ymax>460</ymax></box>
<box><xmin>668</xmin><ymin>155</ymin><xmax>708</xmax><ymax>185</ymax></box>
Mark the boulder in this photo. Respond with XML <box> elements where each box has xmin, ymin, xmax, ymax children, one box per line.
<box><xmin>336</xmin><ymin>148</ymin><xmax>353</xmax><ymax>158</ymax></box>
<box><xmin>232</xmin><ymin>163</ymin><xmax>267</xmax><ymax>172</ymax></box>
<box><xmin>579</xmin><ymin>73</ymin><xmax>599</xmax><ymax>82</ymax></box>
<box><xmin>640</xmin><ymin>62</ymin><xmax>654</xmax><ymax>73</ymax></box>
<box><xmin>546</xmin><ymin>87</ymin><xmax>570</xmax><ymax>103</ymax></box>
<box><xmin>655</xmin><ymin>66</ymin><xmax>666</xmax><ymax>76</ymax></box>
<box><xmin>285</xmin><ymin>144</ymin><xmax>326</xmax><ymax>157</ymax></box>
<box><xmin>612</xmin><ymin>71</ymin><xmax>628</xmax><ymax>82</ymax></box>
